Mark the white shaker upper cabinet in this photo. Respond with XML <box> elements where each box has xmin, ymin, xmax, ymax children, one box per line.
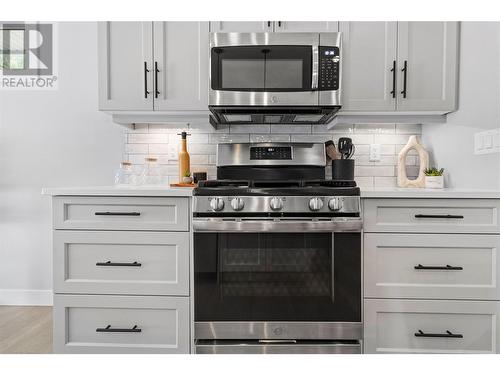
<box><xmin>98</xmin><ymin>22</ymin><xmax>154</xmax><ymax>111</ymax></box>
<box><xmin>340</xmin><ymin>22</ymin><xmax>398</xmax><ymax>111</ymax></box>
<box><xmin>397</xmin><ymin>22</ymin><xmax>459</xmax><ymax>111</ymax></box>
<box><xmin>275</xmin><ymin>21</ymin><xmax>339</xmax><ymax>32</ymax></box>
<box><xmin>153</xmin><ymin>22</ymin><xmax>209</xmax><ymax>111</ymax></box>
<box><xmin>209</xmin><ymin>21</ymin><xmax>273</xmax><ymax>32</ymax></box>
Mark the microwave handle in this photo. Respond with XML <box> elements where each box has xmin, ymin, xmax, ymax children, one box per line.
<box><xmin>312</xmin><ymin>45</ymin><xmax>319</xmax><ymax>90</ymax></box>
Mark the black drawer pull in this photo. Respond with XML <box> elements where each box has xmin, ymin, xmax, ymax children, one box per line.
<box><xmin>96</xmin><ymin>325</ymin><xmax>141</xmax><ymax>333</ymax></box>
<box><xmin>94</xmin><ymin>212</ymin><xmax>141</xmax><ymax>216</ymax></box>
<box><xmin>415</xmin><ymin>330</ymin><xmax>463</xmax><ymax>339</ymax></box>
<box><xmin>415</xmin><ymin>264</ymin><xmax>463</xmax><ymax>271</ymax></box>
<box><xmin>96</xmin><ymin>261</ymin><xmax>142</xmax><ymax>267</ymax></box>
<box><xmin>415</xmin><ymin>214</ymin><xmax>464</xmax><ymax>219</ymax></box>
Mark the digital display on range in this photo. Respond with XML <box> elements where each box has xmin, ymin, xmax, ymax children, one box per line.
<box><xmin>250</xmin><ymin>147</ymin><xmax>292</xmax><ymax>160</ymax></box>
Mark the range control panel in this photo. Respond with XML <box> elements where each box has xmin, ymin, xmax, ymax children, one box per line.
<box><xmin>250</xmin><ymin>146</ymin><xmax>292</xmax><ymax>160</ymax></box>
<box><xmin>319</xmin><ymin>46</ymin><xmax>340</xmax><ymax>91</ymax></box>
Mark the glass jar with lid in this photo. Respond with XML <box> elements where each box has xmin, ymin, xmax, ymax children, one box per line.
<box><xmin>139</xmin><ymin>157</ymin><xmax>163</xmax><ymax>186</ymax></box>
<box><xmin>114</xmin><ymin>161</ymin><xmax>136</xmax><ymax>186</ymax></box>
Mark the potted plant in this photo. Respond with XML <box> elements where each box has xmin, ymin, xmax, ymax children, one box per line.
<box><xmin>424</xmin><ymin>167</ymin><xmax>445</xmax><ymax>189</ymax></box>
<box><xmin>181</xmin><ymin>171</ymin><xmax>193</xmax><ymax>184</ymax></box>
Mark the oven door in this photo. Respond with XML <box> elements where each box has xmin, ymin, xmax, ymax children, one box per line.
<box><xmin>209</xmin><ymin>33</ymin><xmax>319</xmax><ymax>106</ymax></box>
<box><xmin>194</xmin><ymin>224</ymin><xmax>361</xmax><ymax>340</ymax></box>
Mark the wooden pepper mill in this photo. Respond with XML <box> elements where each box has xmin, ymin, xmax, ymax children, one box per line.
<box><xmin>178</xmin><ymin>132</ymin><xmax>191</xmax><ymax>182</ymax></box>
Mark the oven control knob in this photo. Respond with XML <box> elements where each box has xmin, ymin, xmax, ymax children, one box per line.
<box><xmin>269</xmin><ymin>197</ymin><xmax>284</xmax><ymax>211</ymax></box>
<box><xmin>209</xmin><ymin>197</ymin><xmax>225</xmax><ymax>211</ymax></box>
<box><xmin>328</xmin><ymin>197</ymin><xmax>343</xmax><ymax>211</ymax></box>
<box><xmin>230</xmin><ymin>197</ymin><xmax>245</xmax><ymax>211</ymax></box>
<box><xmin>308</xmin><ymin>197</ymin><xmax>324</xmax><ymax>211</ymax></box>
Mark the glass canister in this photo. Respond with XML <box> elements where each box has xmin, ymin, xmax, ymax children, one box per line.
<box><xmin>139</xmin><ymin>157</ymin><xmax>162</xmax><ymax>186</ymax></box>
<box><xmin>114</xmin><ymin>161</ymin><xmax>136</xmax><ymax>186</ymax></box>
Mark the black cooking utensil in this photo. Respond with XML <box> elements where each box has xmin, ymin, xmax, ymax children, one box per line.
<box><xmin>338</xmin><ymin>137</ymin><xmax>355</xmax><ymax>159</ymax></box>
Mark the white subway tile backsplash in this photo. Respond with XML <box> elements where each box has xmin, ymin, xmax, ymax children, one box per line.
<box><xmin>271</xmin><ymin>124</ymin><xmax>311</xmax><ymax>134</ymax></box>
<box><xmin>250</xmin><ymin>134</ymin><xmax>291</xmax><ymax>143</ymax></box>
<box><xmin>124</xmin><ymin>122</ymin><xmax>422</xmax><ymax>189</ymax></box>
<box><xmin>209</xmin><ymin>134</ymin><xmax>250</xmax><ymax>144</ymax></box>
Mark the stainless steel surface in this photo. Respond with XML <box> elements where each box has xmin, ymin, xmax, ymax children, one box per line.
<box><xmin>209</xmin><ymin>197</ymin><xmax>224</xmax><ymax>211</ymax></box>
<box><xmin>216</xmin><ymin>142</ymin><xmax>326</xmax><ymax>167</ymax></box>
<box><xmin>209</xmin><ymin>32</ymin><xmax>341</xmax><ymax>108</ymax></box>
<box><xmin>311</xmin><ymin>45</ymin><xmax>319</xmax><ymax>90</ymax></box>
<box><xmin>230</xmin><ymin>197</ymin><xmax>245</xmax><ymax>211</ymax></box>
<box><xmin>194</xmin><ymin>195</ymin><xmax>360</xmax><ymax>214</ymax></box>
<box><xmin>192</xmin><ymin>217</ymin><xmax>363</xmax><ymax>233</ymax></box>
<box><xmin>269</xmin><ymin>197</ymin><xmax>284</xmax><ymax>211</ymax></box>
<box><xmin>195</xmin><ymin>321</ymin><xmax>362</xmax><ymax>340</ymax></box>
<box><xmin>308</xmin><ymin>197</ymin><xmax>324</xmax><ymax>211</ymax></box>
<box><xmin>195</xmin><ymin>341</ymin><xmax>361</xmax><ymax>354</ymax></box>
<box><xmin>328</xmin><ymin>197</ymin><xmax>343</xmax><ymax>211</ymax></box>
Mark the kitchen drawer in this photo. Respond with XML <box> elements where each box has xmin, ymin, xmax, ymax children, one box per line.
<box><xmin>53</xmin><ymin>196</ymin><xmax>189</xmax><ymax>231</ymax></box>
<box><xmin>363</xmin><ymin>199</ymin><xmax>500</xmax><ymax>233</ymax></box>
<box><xmin>364</xmin><ymin>299</ymin><xmax>500</xmax><ymax>354</ymax></box>
<box><xmin>53</xmin><ymin>294</ymin><xmax>190</xmax><ymax>353</ymax></box>
<box><xmin>53</xmin><ymin>231</ymin><xmax>190</xmax><ymax>296</ymax></box>
<box><xmin>364</xmin><ymin>233</ymin><xmax>500</xmax><ymax>300</ymax></box>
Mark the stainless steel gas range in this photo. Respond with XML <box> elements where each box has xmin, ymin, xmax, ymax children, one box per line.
<box><xmin>192</xmin><ymin>143</ymin><xmax>362</xmax><ymax>354</ymax></box>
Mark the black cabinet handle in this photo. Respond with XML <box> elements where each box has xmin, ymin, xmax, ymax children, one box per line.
<box><xmin>278</xmin><ymin>21</ymin><xmax>282</xmax><ymax>28</ymax></box>
<box><xmin>154</xmin><ymin>61</ymin><xmax>160</xmax><ymax>98</ymax></box>
<box><xmin>390</xmin><ymin>60</ymin><xmax>396</xmax><ymax>98</ymax></box>
<box><xmin>415</xmin><ymin>330</ymin><xmax>463</xmax><ymax>339</ymax></box>
<box><xmin>401</xmin><ymin>60</ymin><xmax>408</xmax><ymax>98</ymax></box>
<box><xmin>415</xmin><ymin>264</ymin><xmax>463</xmax><ymax>271</ymax></box>
<box><xmin>267</xmin><ymin>21</ymin><xmax>271</xmax><ymax>27</ymax></box>
<box><xmin>144</xmin><ymin>61</ymin><xmax>150</xmax><ymax>98</ymax></box>
<box><xmin>415</xmin><ymin>214</ymin><xmax>464</xmax><ymax>219</ymax></box>
<box><xmin>94</xmin><ymin>211</ymin><xmax>141</xmax><ymax>216</ymax></box>
<box><xmin>96</xmin><ymin>261</ymin><xmax>142</xmax><ymax>267</ymax></box>
<box><xmin>96</xmin><ymin>325</ymin><xmax>142</xmax><ymax>333</ymax></box>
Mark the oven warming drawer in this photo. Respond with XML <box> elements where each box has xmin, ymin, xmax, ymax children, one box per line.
<box><xmin>196</xmin><ymin>340</ymin><xmax>361</xmax><ymax>354</ymax></box>
<box><xmin>192</xmin><ymin>218</ymin><xmax>362</xmax><ymax>233</ymax></box>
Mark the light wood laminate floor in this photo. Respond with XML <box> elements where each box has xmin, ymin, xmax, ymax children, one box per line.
<box><xmin>0</xmin><ymin>306</ymin><xmax>52</xmax><ymax>354</ymax></box>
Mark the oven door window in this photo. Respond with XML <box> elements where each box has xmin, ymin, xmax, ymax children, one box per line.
<box><xmin>211</xmin><ymin>46</ymin><xmax>312</xmax><ymax>91</ymax></box>
<box><xmin>194</xmin><ymin>232</ymin><xmax>361</xmax><ymax>322</ymax></box>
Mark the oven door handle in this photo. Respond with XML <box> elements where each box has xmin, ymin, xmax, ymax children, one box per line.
<box><xmin>311</xmin><ymin>45</ymin><xmax>319</xmax><ymax>90</ymax></box>
<box><xmin>192</xmin><ymin>218</ymin><xmax>362</xmax><ymax>233</ymax></box>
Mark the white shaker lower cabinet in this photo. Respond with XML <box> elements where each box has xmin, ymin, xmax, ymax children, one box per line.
<box><xmin>53</xmin><ymin>295</ymin><xmax>190</xmax><ymax>354</ymax></box>
<box><xmin>364</xmin><ymin>299</ymin><xmax>500</xmax><ymax>354</ymax></box>
<box><xmin>51</xmin><ymin>195</ymin><xmax>191</xmax><ymax>354</ymax></box>
<box><xmin>363</xmin><ymin>198</ymin><xmax>500</xmax><ymax>354</ymax></box>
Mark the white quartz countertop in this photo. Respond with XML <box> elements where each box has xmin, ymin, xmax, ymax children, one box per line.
<box><xmin>360</xmin><ymin>188</ymin><xmax>500</xmax><ymax>199</ymax></box>
<box><xmin>42</xmin><ymin>186</ymin><xmax>194</xmax><ymax>197</ymax></box>
<box><xmin>43</xmin><ymin>186</ymin><xmax>500</xmax><ymax>199</ymax></box>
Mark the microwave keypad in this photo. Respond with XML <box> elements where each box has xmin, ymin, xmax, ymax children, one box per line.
<box><xmin>319</xmin><ymin>46</ymin><xmax>340</xmax><ymax>90</ymax></box>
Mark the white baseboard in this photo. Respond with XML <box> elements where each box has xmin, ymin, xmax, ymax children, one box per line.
<box><xmin>0</xmin><ymin>289</ymin><xmax>53</xmax><ymax>306</ymax></box>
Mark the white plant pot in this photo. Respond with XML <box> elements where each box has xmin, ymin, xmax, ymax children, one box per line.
<box><xmin>182</xmin><ymin>176</ymin><xmax>193</xmax><ymax>184</ymax></box>
<box><xmin>425</xmin><ymin>175</ymin><xmax>444</xmax><ymax>189</ymax></box>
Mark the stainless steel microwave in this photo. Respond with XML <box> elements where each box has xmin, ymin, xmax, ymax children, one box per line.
<box><xmin>208</xmin><ymin>32</ymin><xmax>342</xmax><ymax>126</ymax></box>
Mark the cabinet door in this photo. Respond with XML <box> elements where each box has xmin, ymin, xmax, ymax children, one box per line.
<box><xmin>98</xmin><ymin>22</ymin><xmax>153</xmax><ymax>111</ymax></box>
<box><xmin>275</xmin><ymin>21</ymin><xmax>339</xmax><ymax>32</ymax></box>
<box><xmin>153</xmin><ymin>22</ymin><xmax>209</xmax><ymax>111</ymax></box>
<box><xmin>339</xmin><ymin>22</ymin><xmax>398</xmax><ymax>111</ymax></box>
<box><xmin>397</xmin><ymin>22</ymin><xmax>459</xmax><ymax>111</ymax></box>
<box><xmin>209</xmin><ymin>21</ymin><xmax>273</xmax><ymax>32</ymax></box>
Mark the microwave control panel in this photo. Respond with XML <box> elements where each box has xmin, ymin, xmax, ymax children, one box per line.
<box><xmin>319</xmin><ymin>46</ymin><xmax>340</xmax><ymax>91</ymax></box>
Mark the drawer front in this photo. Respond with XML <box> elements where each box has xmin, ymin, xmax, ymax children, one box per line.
<box><xmin>364</xmin><ymin>299</ymin><xmax>500</xmax><ymax>354</ymax></box>
<box><xmin>53</xmin><ymin>231</ymin><xmax>190</xmax><ymax>296</ymax></box>
<box><xmin>53</xmin><ymin>196</ymin><xmax>189</xmax><ymax>231</ymax></box>
<box><xmin>364</xmin><ymin>233</ymin><xmax>500</xmax><ymax>300</ymax></box>
<box><xmin>363</xmin><ymin>199</ymin><xmax>500</xmax><ymax>233</ymax></box>
<box><xmin>53</xmin><ymin>294</ymin><xmax>190</xmax><ymax>353</ymax></box>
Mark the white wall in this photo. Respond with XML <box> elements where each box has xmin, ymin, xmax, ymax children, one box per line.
<box><xmin>0</xmin><ymin>22</ymin><xmax>125</xmax><ymax>305</ymax></box>
<box><xmin>422</xmin><ymin>22</ymin><xmax>500</xmax><ymax>189</ymax></box>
